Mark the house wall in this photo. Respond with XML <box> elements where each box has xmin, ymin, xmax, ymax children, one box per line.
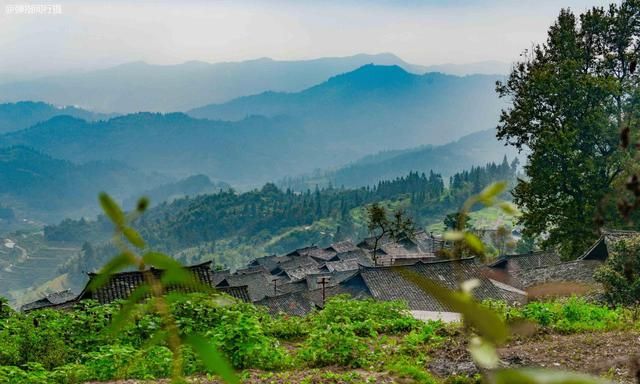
<box><xmin>513</xmin><ymin>260</ymin><xmax>602</xmax><ymax>288</ymax></box>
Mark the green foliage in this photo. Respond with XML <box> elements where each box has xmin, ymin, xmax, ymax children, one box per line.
<box><xmin>263</xmin><ymin>314</ymin><xmax>310</xmax><ymax>340</ymax></box>
<box><xmin>444</xmin><ymin>211</ymin><xmax>471</xmax><ymax>230</ymax></box>
<box><xmin>387</xmin><ymin>361</ymin><xmax>438</xmax><ymax>384</ymax></box>
<box><xmin>398</xmin><ymin>321</ymin><xmax>446</xmax><ymax>357</ymax></box>
<box><xmin>84</xmin><ymin>345</ymin><xmax>173</xmax><ymax>381</ymax></box>
<box><xmin>206</xmin><ymin>307</ymin><xmax>289</xmax><ymax>370</ymax></box>
<box><xmin>484</xmin><ymin>297</ymin><xmax>628</xmax><ymax>333</ymax></box>
<box><xmin>443</xmin><ymin>374</ymin><xmax>482</xmax><ymax>384</ymax></box>
<box><xmin>297</xmin><ymin>323</ymin><xmax>371</xmax><ymax>368</ymax></box>
<box><xmin>297</xmin><ymin>296</ymin><xmax>421</xmax><ymax>368</ymax></box>
<box><xmin>313</xmin><ymin>295</ymin><xmax>420</xmax><ymax>336</ymax></box>
<box><xmin>594</xmin><ymin>235</ymin><xmax>640</xmax><ymax>305</ymax></box>
<box><xmin>366</xmin><ymin>202</ymin><xmax>415</xmax><ymax>264</ymax></box>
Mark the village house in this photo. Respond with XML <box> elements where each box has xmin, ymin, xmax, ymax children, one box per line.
<box><xmin>22</xmin><ymin>229</ymin><xmax>637</xmax><ymax>316</ymax></box>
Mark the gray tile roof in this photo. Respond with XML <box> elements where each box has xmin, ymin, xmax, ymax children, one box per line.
<box><xmin>21</xmin><ymin>289</ymin><xmax>76</xmax><ymax>312</ymax></box>
<box><xmin>275</xmin><ymin>255</ymin><xmax>319</xmax><ymax>271</ymax></box>
<box><xmin>255</xmin><ymin>291</ymin><xmax>317</xmax><ymax>316</ymax></box>
<box><xmin>579</xmin><ymin>229</ymin><xmax>640</xmax><ymax>261</ymax></box>
<box><xmin>490</xmin><ymin>251</ymin><xmax>562</xmax><ymax>271</ymax></box>
<box><xmin>324</xmin><ymin>258</ymin><xmax>362</xmax><ymax>272</ymax></box>
<box><xmin>304</xmin><ymin>270</ymin><xmax>359</xmax><ymax>290</ymax></box>
<box><xmin>212</xmin><ymin>270</ymin><xmax>231</xmax><ymax>286</ymax></box>
<box><xmin>217</xmin><ymin>270</ymin><xmax>273</xmax><ymax>301</ymax></box>
<box><xmin>326</xmin><ymin>240</ymin><xmax>359</xmax><ymax>254</ymax></box>
<box><xmin>305</xmin><ymin>273</ymin><xmax>373</xmax><ymax>308</ymax></box>
<box><xmin>273</xmin><ymin>279</ymin><xmax>308</xmax><ymax>296</ymax></box>
<box><xmin>509</xmin><ymin>260</ymin><xmax>603</xmax><ymax>290</ymax></box>
<box><xmin>217</xmin><ymin>285</ymin><xmax>252</xmax><ymax>302</ymax></box>
<box><xmin>248</xmin><ymin>255</ymin><xmax>292</xmax><ymax>273</ymax></box>
<box><xmin>307</xmin><ymin>247</ymin><xmax>339</xmax><ymax>262</ymax></box>
<box><xmin>80</xmin><ymin>261</ymin><xmax>217</xmax><ymax>305</ymax></box>
<box><xmin>282</xmin><ymin>264</ymin><xmax>324</xmax><ymax>282</ymax></box>
<box><xmin>359</xmin><ymin>258</ymin><xmax>526</xmax><ymax>311</ymax></box>
<box><xmin>336</xmin><ymin>249</ymin><xmax>373</xmax><ymax>267</ymax></box>
<box><xmin>286</xmin><ymin>246</ymin><xmax>318</xmax><ymax>257</ymax></box>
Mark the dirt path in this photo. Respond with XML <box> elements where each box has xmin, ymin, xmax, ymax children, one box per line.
<box><xmin>499</xmin><ymin>330</ymin><xmax>640</xmax><ymax>383</ymax></box>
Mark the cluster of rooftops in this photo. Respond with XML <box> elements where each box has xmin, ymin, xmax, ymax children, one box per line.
<box><xmin>20</xmin><ymin>229</ymin><xmax>634</xmax><ymax>316</ymax></box>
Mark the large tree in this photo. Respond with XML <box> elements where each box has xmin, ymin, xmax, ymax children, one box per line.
<box><xmin>496</xmin><ymin>2</ymin><xmax>639</xmax><ymax>259</ymax></box>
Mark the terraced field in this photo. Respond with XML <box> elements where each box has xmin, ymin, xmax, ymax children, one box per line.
<box><xmin>0</xmin><ymin>230</ymin><xmax>80</xmax><ymax>305</ymax></box>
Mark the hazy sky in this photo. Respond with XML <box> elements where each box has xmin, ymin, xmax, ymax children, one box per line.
<box><xmin>0</xmin><ymin>0</ymin><xmax>616</xmax><ymax>76</ymax></box>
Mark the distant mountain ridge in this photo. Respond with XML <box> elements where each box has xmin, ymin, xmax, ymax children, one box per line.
<box><xmin>122</xmin><ymin>175</ymin><xmax>231</xmax><ymax>209</ymax></box>
<box><xmin>423</xmin><ymin>60</ymin><xmax>511</xmax><ymax>76</ymax></box>
<box><xmin>0</xmin><ymin>53</ymin><xmax>428</xmax><ymax>113</ymax></box>
<box><xmin>0</xmin><ymin>101</ymin><xmax>113</xmax><ymax>134</ymax></box>
<box><xmin>0</xmin><ymin>113</ymin><xmax>314</xmax><ymax>185</ymax></box>
<box><xmin>0</xmin><ymin>65</ymin><xmax>506</xmax><ymax>186</ymax></box>
<box><xmin>189</xmin><ymin>64</ymin><xmax>504</xmax><ymax>148</ymax></box>
<box><xmin>280</xmin><ymin>129</ymin><xmax>518</xmax><ymax>190</ymax></box>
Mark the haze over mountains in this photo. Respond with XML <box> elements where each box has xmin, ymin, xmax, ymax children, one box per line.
<box><xmin>190</xmin><ymin>64</ymin><xmax>503</xmax><ymax>148</ymax></box>
<box><xmin>0</xmin><ymin>54</ymin><xmax>509</xmax><ymax>113</ymax></box>
<box><xmin>0</xmin><ymin>101</ymin><xmax>114</xmax><ymax>134</ymax></box>
<box><xmin>0</xmin><ymin>146</ymin><xmax>165</xmax><ymax>221</ymax></box>
<box><xmin>0</xmin><ymin>54</ymin><xmax>424</xmax><ymax>113</ymax></box>
<box><xmin>0</xmin><ymin>53</ymin><xmax>518</xmax><ymax>304</ymax></box>
<box><xmin>282</xmin><ymin>129</ymin><xmax>518</xmax><ymax>190</ymax></box>
<box><xmin>0</xmin><ymin>65</ymin><xmax>504</xmax><ymax>183</ymax></box>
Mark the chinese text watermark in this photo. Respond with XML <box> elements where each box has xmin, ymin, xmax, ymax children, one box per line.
<box><xmin>5</xmin><ymin>3</ymin><xmax>62</xmax><ymax>15</ymax></box>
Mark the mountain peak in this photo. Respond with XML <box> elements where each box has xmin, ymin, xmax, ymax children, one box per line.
<box><xmin>325</xmin><ymin>64</ymin><xmax>413</xmax><ymax>89</ymax></box>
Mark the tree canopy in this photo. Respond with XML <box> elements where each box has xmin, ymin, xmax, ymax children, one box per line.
<box><xmin>497</xmin><ymin>2</ymin><xmax>639</xmax><ymax>258</ymax></box>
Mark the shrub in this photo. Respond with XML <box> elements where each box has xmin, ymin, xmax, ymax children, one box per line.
<box><xmin>594</xmin><ymin>235</ymin><xmax>640</xmax><ymax>306</ymax></box>
<box><xmin>311</xmin><ymin>295</ymin><xmax>420</xmax><ymax>336</ymax></box>
<box><xmin>207</xmin><ymin>307</ymin><xmax>290</xmax><ymax>370</ymax></box>
<box><xmin>399</xmin><ymin>320</ymin><xmax>446</xmax><ymax>357</ymax></box>
<box><xmin>264</xmin><ymin>314</ymin><xmax>311</xmax><ymax>340</ymax></box>
<box><xmin>486</xmin><ymin>297</ymin><xmax>628</xmax><ymax>333</ymax></box>
<box><xmin>84</xmin><ymin>345</ymin><xmax>173</xmax><ymax>380</ymax></box>
<box><xmin>297</xmin><ymin>323</ymin><xmax>371</xmax><ymax>368</ymax></box>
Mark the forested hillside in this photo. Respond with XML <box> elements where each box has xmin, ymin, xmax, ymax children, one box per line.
<box><xmin>0</xmin><ymin>146</ymin><xmax>165</xmax><ymax>221</ymax></box>
<box><xmin>30</xmin><ymin>159</ymin><xmax>517</xmax><ymax>294</ymax></box>
<box><xmin>121</xmin><ymin>175</ymin><xmax>230</xmax><ymax>209</ymax></box>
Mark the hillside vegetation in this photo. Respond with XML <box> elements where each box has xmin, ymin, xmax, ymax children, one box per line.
<box><xmin>0</xmin><ymin>294</ymin><xmax>637</xmax><ymax>383</ymax></box>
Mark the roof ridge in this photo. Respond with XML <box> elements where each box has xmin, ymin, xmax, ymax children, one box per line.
<box><xmin>360</xmin><ymin>256</ymin><xmax>475</xmax><ymax>271</ymax></box>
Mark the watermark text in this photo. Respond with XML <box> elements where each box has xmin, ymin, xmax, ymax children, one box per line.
<box><xmin>5</xmin><ymin>3</ymin><xmax>62</xmax><ymax>15</ymax></box>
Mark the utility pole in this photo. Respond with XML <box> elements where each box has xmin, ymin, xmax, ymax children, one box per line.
<box><xmin>273</xmin><ymin>278</ymin><xmax>278</xmax><ymax>296</ymax></box>
<box><xmin>317</xmin><ymin>276</ymin><xmax>331</xmax><ymax>305</ymax></box>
